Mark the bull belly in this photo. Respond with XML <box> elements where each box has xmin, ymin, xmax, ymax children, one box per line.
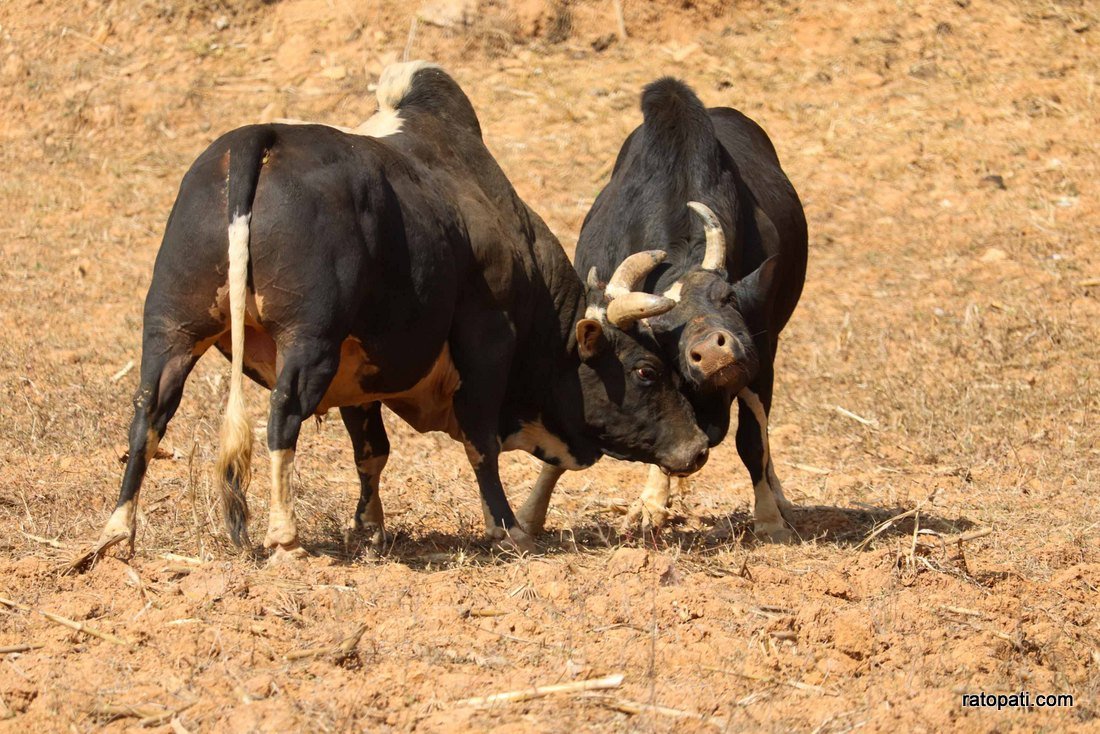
<box><xmin>217</xmin><ymin>325</ymin><xmax>462</xmax><ymax>436</ymax></box>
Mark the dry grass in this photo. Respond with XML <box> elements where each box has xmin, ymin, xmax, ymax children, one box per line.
<box><xmin>1</xmin><ymin>0</ymin><xmax>1098</xmax><ymax>731</ymax></box>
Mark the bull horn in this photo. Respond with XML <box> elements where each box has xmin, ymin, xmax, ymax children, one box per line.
<box><xmin>687</xmin><ymin>201</ymin><xmax>727</xmax><ymax>271</ymax></box>
<box><xmin>605</xmin><ymin>250</ymin><xmax>667</xmax><ymax>299</ymax></box>
<box><xmin>586</xmin><ymin>266</ymin><xmax>600</xmax><ymax>289</ymax></box>
<box><xmin>607</xmin><ymin>292</ymin><xmax>676</xmax><ymax>329</ymax></box>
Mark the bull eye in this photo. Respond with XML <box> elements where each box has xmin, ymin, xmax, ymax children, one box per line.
<box><xmin>634</xmin><ymin>365</ymin><xmax>658</xmax><ymax>385</ymax></box>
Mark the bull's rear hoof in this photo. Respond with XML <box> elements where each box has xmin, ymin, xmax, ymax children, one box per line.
<box><xmin>344</xmin><ymin>521</ymin><xmax>386</xmax><ymax>560</ymax></box>
<box><xmin>267</xmin><ymin>543</ymin><xmax>310</xmax><ymax>565</ymax></box>
<box><xmin>753</xmin><ymin>522</ymin><xmax>797</xmax><ymax>544</ymax></box>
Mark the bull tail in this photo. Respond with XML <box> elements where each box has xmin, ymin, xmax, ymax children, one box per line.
<box><xmin>215</xmin><ymin>129</ymin><xmax>273</xmax><ymax>548</ymax></box>
<box><xmin>639</xmin><ymin>78</ymin><xmax>720</xmax><ymax>178</ymax></box>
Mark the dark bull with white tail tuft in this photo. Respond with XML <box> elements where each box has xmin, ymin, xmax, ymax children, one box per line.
<box><xmin>96</xmin><ymin>62</ymin><xmax>709</xmax><ymax>560</ymax></box>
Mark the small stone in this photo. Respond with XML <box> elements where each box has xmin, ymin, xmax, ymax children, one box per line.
<box><xmin>978</xmin><ymin>174</ymin><xmax>1006</xmax><ymax>190</ymax></box>
<box><xmin>243</xmin><ymin>674</ymin><xmax>273</xmax><ymax>701</ymax></box>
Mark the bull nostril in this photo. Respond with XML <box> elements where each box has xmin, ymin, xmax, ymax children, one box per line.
<box><xmin>690</xmin><ymin>351</ymin><xmax>702</xmax><ymax>363</ymax></box>
<box><xmin>715</xmin><ymin>333</ymin><xmax>726</xmax><ymax>348</ymax></box>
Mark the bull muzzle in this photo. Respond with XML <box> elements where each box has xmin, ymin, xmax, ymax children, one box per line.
<box><xmin>686</xmin><ymin>328</ymin><xmax>741</xmax><ymax>385</ymax></box>
<box><xmin>664</xmin><ymin>442</ymin><xmax>709</xmax><ymax>477</ymax></box>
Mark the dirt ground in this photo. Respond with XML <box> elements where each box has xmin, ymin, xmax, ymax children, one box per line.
<box><xmin>1</xmin><ymin>0</ymin><xmax>1098</xmax><ymax>731</ymax></box>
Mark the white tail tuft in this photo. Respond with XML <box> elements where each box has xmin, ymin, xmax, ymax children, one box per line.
<box><xmin>376</xmin><ymin>60</ymin><xmax>439</xmax><ymax>111</ymax></box>
<box><xmin>215</xmin><ymin>211</ymin><xmax>254</xmax><ymax>545</ymax></box>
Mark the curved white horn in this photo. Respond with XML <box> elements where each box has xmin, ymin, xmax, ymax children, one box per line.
<box><xmin>586</xmin><ymin>266</ymin><xmax>600</xmax><ymax>289</ymax></box>
<box><xmin>605</xmin><ymin>250</ymin><xmax>667</xmax><ymax>299</ymax></box>
<box><xmin>607</xmin><ymin>292</ymin><xmax>676</xmax><ymax>329</ymax></box>
<box><xmin>687</xmin><ymin>201</ymin><xmax>727</xmax><ymax>271</ymax></box>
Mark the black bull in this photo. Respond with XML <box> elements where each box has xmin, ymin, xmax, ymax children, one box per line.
<box><xmin>534</xmin><ymin>77</ymin><xmax>809</xmax><ymax>541</ymax></box>
<box><xmin>95</xmin><ymin>62</ymin><xmax>709</xmax><ymax>560</ymax></box>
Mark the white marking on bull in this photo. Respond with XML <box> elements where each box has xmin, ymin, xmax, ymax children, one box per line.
<box><xmin>354</xmin><ymin>109</ymin><xmax>404</xmax><ymax>138</ymax></box>
<box><xmin>264</xmin><ymin>448</ymin><xmax>301</xmax><ymax>553</ymax></box>
<box><xmin>502</xmin><ymin>421</ymin><xmax>584</xmax><ymax>470</ymax></box>
<box><xmin>100</xmin><ymin>499</ymin><xmax>136</xmax><ymax>546</ymax></box>
<box><xmin>375</xmin><ymin>60</ymin><xmax>440</xmax><ymax>109</ymax></box>
<box><xmin>739</xmin><ymin>387</ymin><xmax>795</xmax><ymax>540</ymax></box>
<box><xmin>516</xmin><ymin>463</ymin><xmax>566</xmax><ymax>535</ymax></box>
<box><xmin>273</xmin><ymin>62</ymin><xmax>440</xmax><ymax>140</ymax></box>
<box><xmin>584</xmin><ymin>304</ymin><xmax>606</xmax><ymax>321</ymax></box>
<box><xmin>215</xmin><ymin>212</ymin><xmax>255</xmax><ymax>525</ymax></box>
<box><xmin>622</xmin><ymin>465</ymin><xmax>673</xmax><ymax>531</ymax></box>
<box><xmin>662</xmin><ymin>280</ymin><xmax>683</xmax><ymax>302</ymax></box>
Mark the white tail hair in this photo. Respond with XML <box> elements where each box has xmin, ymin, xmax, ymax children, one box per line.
<box><xmin>215</xmin><ymin>210</ymin><xmax>254</xmax><ymax>545</ymax></box>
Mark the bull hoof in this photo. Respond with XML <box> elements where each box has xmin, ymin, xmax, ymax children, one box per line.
<box><xmin>490</xmin><ymin>527</ymin><xmax>536</xmax><ymax>556</ymax></box>
<box><xmin>753</xmin><ymin>521</ymin><xmax>796</xmax><ymax>544</ymax></box>
<box><xmin>267</xmin><ymin>543</ymin><xmax>310</xmax><ymax>565</ymax></box>
<box><xmin>96</xmin><ymin>529</ymin><xmax>135</xmax><ymax>558</ymax></box>
<box><xmin>66</xmin><ymin>528</ymin><xmax>132</xmax><ymax>573</ymax></box>
<box><xmin>620</xmin><ymin>498</ymin><xmax>671</xmax><ymax>536</ymax></box>
<box><xmin>513</xmin><ymin>510</ymin><xmax>545</xmax><ymax>537</ymax></box>
<box><xmin>344</xmin><ymin>519</ymin><xmax>386</xmax><ymax>560</ymax></box>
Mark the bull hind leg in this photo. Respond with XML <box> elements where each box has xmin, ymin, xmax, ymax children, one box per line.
<box><xmin>99</xmin><ymin>334</ymin><xmax>204</xmax><ymax>555</ymax></box>
<box><xmin>263</xmin><ymin>338</ymin><xmax>341</xmax><ymax>561</ymax></box>
<box><xmin>736</xmin><ymin>377</ymin><xmax>797</xmax><ymax>543</ymax></box>
<box><xmin>340</xmin><ymin>403</ymin><xmax>389</xmax><ymax>558</ymax></box>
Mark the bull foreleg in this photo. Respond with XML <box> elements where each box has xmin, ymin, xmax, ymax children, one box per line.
<box><xmin>736</xmin><ymin>380</ymin><xmax>797</xmax><ymax>543</ymax></box>
<box><xmin>621</xmin><ymin>465</ymin><xmax>674</xmax><ymax>534</ymax></box>
<box><xmin>450</xmin><ymin>313</ymin><xmax>534</xmax><ymax>554</ymax></box>
<box><xmin>340</xmin><ymin>403</ymin><xmax>389</xmax><ymax>558</ymax></box>
<box><xmin>466</xmin><ymin>444</ymin><xmax>535</xmax><ymax>555</ymax></box>
<box><xmin>516</xmin><ymin>463</ymin><xmax>566</xmax><ymax>536</ymax></box>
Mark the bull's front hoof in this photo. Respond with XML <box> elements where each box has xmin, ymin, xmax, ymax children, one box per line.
<box><xmin>266</xmin><ymin>543</ymin><xmax>310</xmax><ymax>565</ymax></box>
<box><xmin>620</xmin><ymin>498</ymin><xmax>671</xmax><ymax>536</ymax></box>
<box><xmin>344</xmin><ymin>519</ymin><xmax>386</xmax><ymax>560</ymax></box>
<box><xmin>753</xmin><ymin>521</ymin><xmax>796</xmax><ymax>544</ymax></box>
<box><xmin>489</xmin><ymin>527</ymin><xmax>536</xmax><ymax>556</ymax></box>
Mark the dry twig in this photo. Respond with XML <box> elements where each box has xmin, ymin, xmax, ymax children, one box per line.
<box><xmin>453</xmin><ymin>673</ymin><xmax>624</xmax><ymax>707</ymax></box>
<box><xmin>0</xmin><ymin>643</ymin><xmax>43</xmax><ymax>654</ymax></box>
<box><xmin>855</xmin><ymin>507</ymin><xmax>920</xmax><ymax>551</ymax></box>
<box><xmin>589</xmin><ymin>694</ymin><xmax>727</xmax><ymax>729</ymax></box>
<box><xmin>285</xmin><ymin>623</ymin><xmax>367</xmax><ymax>661</ymax></box>
<box><xmin>41</xmin><ymin>610</ymin><xmax>134</xmax><ymax>648</ymax></box>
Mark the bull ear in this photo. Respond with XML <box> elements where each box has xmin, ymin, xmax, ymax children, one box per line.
<box><xmin>576</xmin><ymin>318</ymin><xmax>604</xmax><ymax>361</ymax></box>
<box><xmin>732</xmin><ymin>256</ymin><xmax>779</xmax><ymax>321</ymax></box>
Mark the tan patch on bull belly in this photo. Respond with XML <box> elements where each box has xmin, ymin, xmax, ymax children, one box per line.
<box><xmin>213</xmin><ymin>321</ymin><xmax>461</xmax><ymax>434</ymax></box>
<box><xmin>316</xmin><ymin>337</ymin><xmax>462</xmax><ymax>437</ymax></box>
<box><xmin>216</xmin><ymin>319</ymin><xmax>277</xmax><ymax>388</ymax></box>
<box><xmin>380</xmin><ymin>344</ymin><xmax>462</xmax><ymax>437</ymax></box>
<box><xmin>316</xmin><ymin>337</ymin><xmax>383</xmax><ymax>411</ymax></box>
